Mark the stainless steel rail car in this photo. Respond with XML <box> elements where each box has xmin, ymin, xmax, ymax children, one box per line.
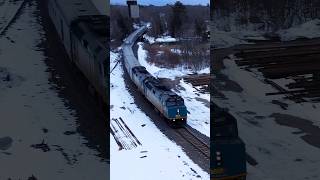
<box><xmin>47</xmin><ymin>0</ymin><xmax>108</xmax><ymax>104</ymax></box>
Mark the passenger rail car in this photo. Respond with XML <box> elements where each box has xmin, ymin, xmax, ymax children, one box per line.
<box><xmin>122</xmin><ymin>26</ymin><xmax>187</xmax><ymax>125</ymax></box>
<box><xmin>47</xmin><ymin>0</ymin><xmax>109</xmax><ymax>104</ymax></box>
<box><xmin>211</xmin><ymin>103</ymin><xmax>247</xmax><ymax>180</ymax></box>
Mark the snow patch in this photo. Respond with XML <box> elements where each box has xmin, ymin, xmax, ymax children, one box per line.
<box><xmin>278</xmin><ymin>19</ymin><xmax>320</xmax><ymax>41</ymax></box>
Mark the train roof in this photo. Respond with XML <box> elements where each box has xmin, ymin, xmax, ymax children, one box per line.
<box><xmin>52</xmin><ymin>0</ymin><xmax>102</xmax><ymax>24</ymax></box>
<box><xmin>141</xmin><ymin>71</ymin><xmax>183</xmax><ymax>102</ymax></box>
<box><xmin>51</xmin><ymin>0</ymin><xmax>109</xmax><ymax>59</ymax></box>
<box><xmin>211</xmin><ymin>103</ymin><xmax>238</xmax><ymax>126</ymax></box>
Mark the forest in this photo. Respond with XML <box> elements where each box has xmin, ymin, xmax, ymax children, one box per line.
<box><xmin>212</xmin><ymin>0</ymin><xmax>320</xmax><ymax>31</ymax></box>
<box><xmin>111</xmin><ymin>2</ymin><xmax>210</xmax><ymax>40</ymax></box>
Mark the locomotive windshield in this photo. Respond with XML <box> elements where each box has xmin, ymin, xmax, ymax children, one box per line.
<box><xmin>211</xmin><ymin>103</ymin><xmax>239</xmax><ymax>139</ymax></box>
<box><xmin>166</xmin><ymin>100</ymin><xmax>184</xmax><ymax>106</ymax></box>
<box><xmin>212</xmin><ymin>121</ymin><xmax>238</xmax><ymax>139</ymax></box>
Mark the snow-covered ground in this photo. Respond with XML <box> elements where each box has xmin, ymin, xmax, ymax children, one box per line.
<box><xmin>143</xmin><ymin>34</ymin><xmax>177</xmax><ymax>44</ymax></box>
<box><xmin>215</xmin><ymin>55</ymin><xmax>320</xmax><ymax>180</ymax></box>
<box><xmin>137</xmin><ymin>43</ymin><xmax>210</xmax><ymax>137</ymax></box>
<box><xmin>0</xmin><ymin>0</ymin><xmax>24</xmax><ymax>33</ymax></box>
<box><xmin>0</xmin><ymin>1</ymin><xmax>107</xmax><ymax>179</ymax></box>
<box><xmin>110</xmin><ymin>51</ymin><xmax>209</xmax><ymax>180</ymax></box>
<box><xmin>212</xmin><ymin>28</ymin><xmax>264</xmax><ymax>49</ymax></box>
<box><xmin>278</xmin><ymin>19</ymin><xmax>320</xmax><ymax>41</ymax></box>
<box><xmin>212</xmin><ymin>18</ymin><xmax>320</xmax><ymax>48</ymax></box>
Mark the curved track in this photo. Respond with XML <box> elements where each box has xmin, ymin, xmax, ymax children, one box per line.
<box><xmin>177</xmin><ymin>127</ymin><xmax>210</xmax><ymax>160</ymax></box>
<box><xmin>122</xmin><ymin>26</ymin><xmax>210</xmax><ymax>171</ymax></box>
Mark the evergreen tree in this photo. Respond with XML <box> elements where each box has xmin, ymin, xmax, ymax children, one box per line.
<box><xmin>169</xmin><ymin>1</ymin><xmax>187</xmax><ymax>37</ymax></box>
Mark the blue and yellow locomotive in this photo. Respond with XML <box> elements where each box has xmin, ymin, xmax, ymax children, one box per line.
<box><xmin>211</xmin><ymin>103</ymin><xmax>247</xmax><ymax>180</ymax></box>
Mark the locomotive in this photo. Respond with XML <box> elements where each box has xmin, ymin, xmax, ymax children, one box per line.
<box><xmin>47</xmin><ymin>0</ymin><xmax>109</xmax><ymax>104</ymax></box>
<box><xmin>211</xmin><ymin>103</ymin><xmax>247</xmax><ymax>180</ymax></box>
<box><xmin>122</xmin><ymin>26</ymin><xmax>188</xmax><ymax>125</ymax></box>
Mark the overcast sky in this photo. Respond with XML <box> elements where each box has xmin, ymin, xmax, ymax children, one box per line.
<box><xmin>111</xmin><ymin>0</ymin><xmax>209</xmax><ymax>6</ymax></box>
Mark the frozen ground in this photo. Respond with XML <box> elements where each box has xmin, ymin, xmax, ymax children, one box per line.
<box><xmin>212</xmin><ymin>28</ymin><xmax>264</xmax><ymax>49</ymax></box>
<box><xmin>0</xmin><ymin>0</ymin><xmax>24</xmax><ymax>33</ymax></box>
<box><xmin>137</xmin><ymin>43</ymin><xmax>210</xmax><ymax>137</ymax></box>
<box><xmin>278</xmin><ymin>19</ymin><xmax>320</xmax><ymax>41</ymax></box>
<box><xmin>212</xmin><ymin>18</ymin><xmax>320</xmax><ymax>48</ymax></box>
<box><xmin>0</xmin><ymin>1</ymin><xmax>107</xmax><ymax>179</ymax></box>
<box><xmin>110</xmin><ymin>51</ymin><xmax>209</xmax><ymax>180</ymax></box>
<box><xmin>215</xmin><ymin>55</ymin><xmax>320</xmax><ymax>180</ymax></box>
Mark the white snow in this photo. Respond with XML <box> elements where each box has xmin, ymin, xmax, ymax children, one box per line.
<box><xmin>155</xmin><ymin>36</ymin><xmax>177</xmax><ymax>43</ymax></box>
<box><xmin>278</xmin><ymin>19</ymin><xmax>320</xmax><ymax>41</ymax></box>
<box><xmin>0</xmin><ymin>1</ymin><xmax>107</xmax><ymax>179</ymax></box>
<box><xmin>143</xmin><ymin>35</ymin><xmax>177</xmax><ymax>44</ymax></box>
<box><xmin>170</xmin><ymin>48</ymin><xmax>182</xmax><ymax>54</ymax></box>
<box><xmin>110</xmin><ymin>51</ymin><xmax>209</xmax><ymax>180</ymax></box>
<box><xmin>215</xmin><ymin>55</ymin><xmax>320</xmax><ymax>180</ymax></box>
<box><xmin>143</xmin><ymin>34</ymin><xmax>155</xmax><ymax>44</ymax></box>
<box><xmin>137</xmin><ymin>42</ymin><xmax>210</xmax><ymax>137</ymax></box>
<box><xmin>198</xmin><ymin>67</ymin><xmax>210</xmax><ymax>74</ymax></box>
<box><xmin>176</xmin><ymin>80</ymin><xmax>210</xmax><ymax>136</ymax></box>
<box><xmin>213</xmin><ymin>19</ymin><xmax>320</xmax><ymax>48</ymax></box>
<box><xmin>137</xmin><ymin>42</ymin><xmax>193</xmax><ymax>79</ymax></box>
<box><xmin>212</xmin><ymin>27</ymin><xmax>266</xmax><ymax>48</ymax></box>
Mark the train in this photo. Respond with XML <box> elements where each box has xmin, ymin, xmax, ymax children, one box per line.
<box><xmin>211</xmin><ymin>103</ymin><xmax>247</xmax><ymax>180</ymax></box>
<box><xmin>122</xmin><ymin>26</ymin><xmax>188</xmax><ymax>125</ymax></box>
<box><xmin>47</xmin><ymin>0</ymin><xmax>109</xmax><ymax>104</ymax></box>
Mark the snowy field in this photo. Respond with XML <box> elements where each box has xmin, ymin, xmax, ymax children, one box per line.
<box><xmin>110</xmin><ymin>51</ymin><xmax>209</xmax><ymax>180</ymax></box>
<box><xmin>137</xmin><ymin>42</ymin><xmax>210</xmax><ymax>137</ymax></box>
<box><xmin>0</xmin><ymin>1</ymin><xmax>107</xmax><ymax>179</ymax></box>
<box><xmin>215</xmin><ymin>55</ymin><xmax>320</xmax><ymax>180</ymax></box>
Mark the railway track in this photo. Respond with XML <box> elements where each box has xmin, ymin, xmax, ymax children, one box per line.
<box><xmin>111</xmin><ymin>117</ymin><xmax>142</xmax><ymax>150</ymax></box>
<box><xmin>234</xmin><ymin>39</ymin><xmax>320</xmax><ymax>102</ymax></box>
<box><xmin>176</xmin><ymin>127</ymin><xmax>210</xmax><ymax>160</ymax></box>
<box><xmin>0</xmin><ymin>0</ymin><xmax>28</xmax><ymax>37</ymax></box>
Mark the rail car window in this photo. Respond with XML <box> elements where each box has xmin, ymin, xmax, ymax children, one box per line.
<box><xmin>145</xmin><ymin>83</ymin><xmax>152</xmax><ymax>90</ymax></box>
<box><xmin>95</xmin><ymin>46</ymin><xmax>102</xmax><ymax>53</ymax></box>
<box><xmin>103</xmin><ymin>60</ymin><xmax>107</xmax><ymax>79</ymax></box>
<box><xmin>166</xmin><ymin>102</ymin><xmax>176</xmax><ymax>106</ymax></box>
<box><xmin>83</xmin><ymin>40</ymin><xmax>88</xmax><ymax>48</ymax></box>
<box><xmin>60</xmin><ymin>19</ymin><xmax>64</xmax><ymax>41</ymax></box>
<box><xmin>99</xmin><ymin>63</ymin><xmax>102</xmax><ymax>76</ymax></box>
<box><xmin>166</xmin><ymin>100</ymin><xmax>184</xmax><ymax>106</ymax></box>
